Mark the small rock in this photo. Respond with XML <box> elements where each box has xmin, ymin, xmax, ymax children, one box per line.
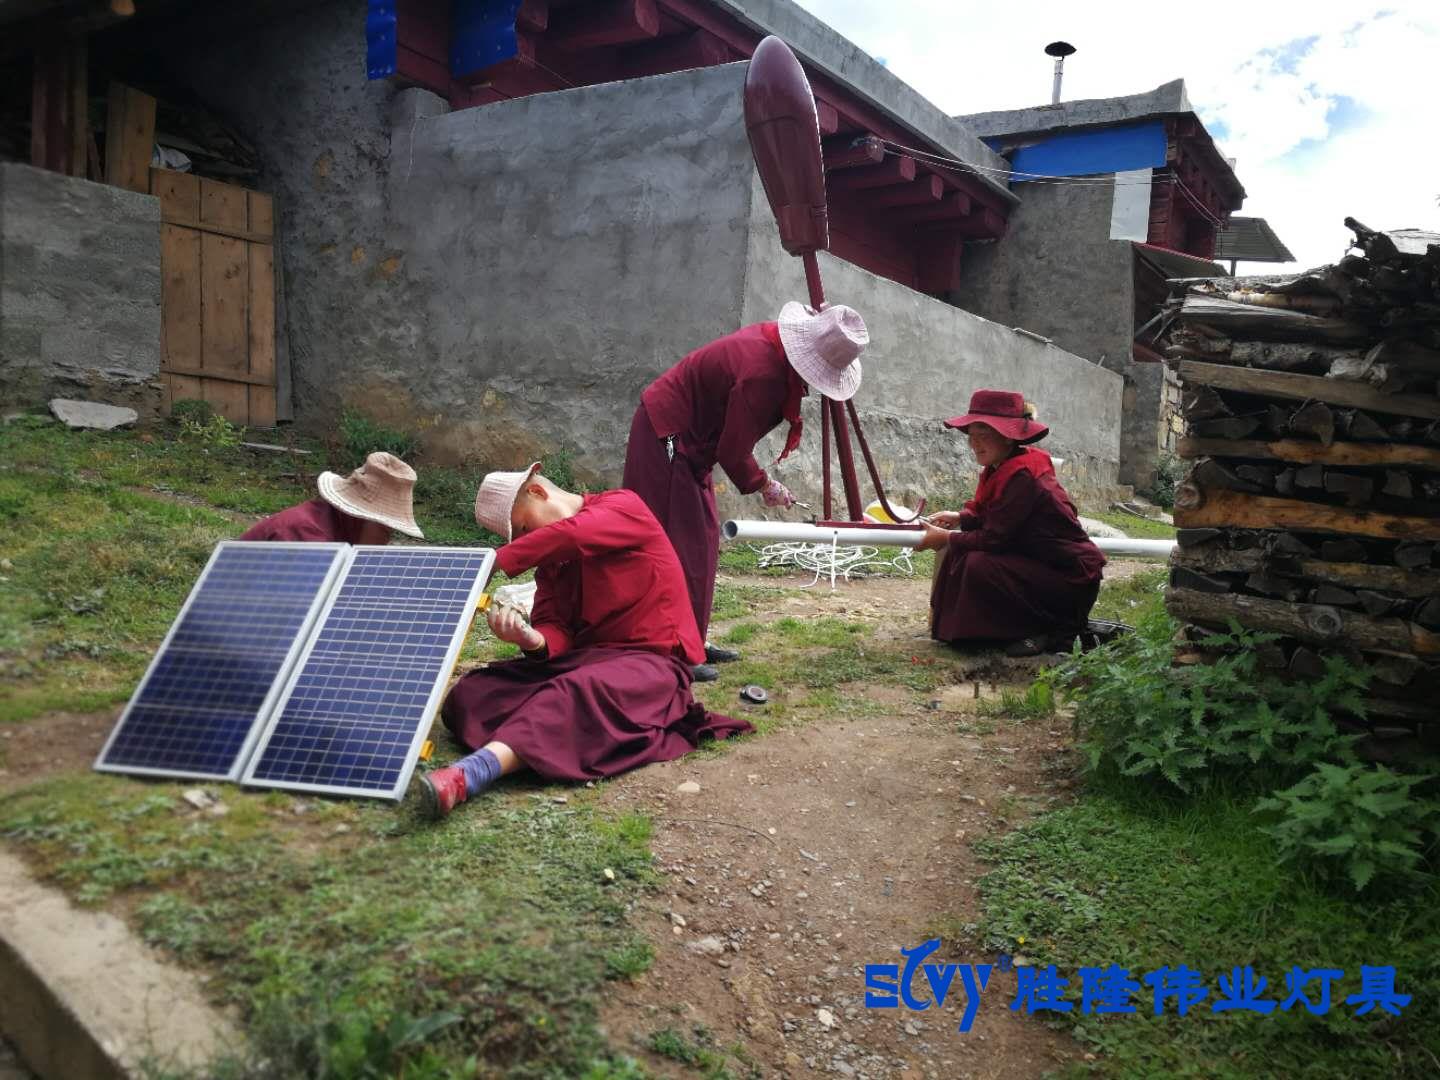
<box><xmin>1013</xmin><ymin>955</ymin><xmax>1033</xmax><ymax>967</ymax></box>
<box><xmin>48</xmin><ymin>399</ymin><xmax>138</xmax><ymax>431</ymax></box>
<box><xmin>551</xmin><ymin>795</ymin><xmax>568</xmax><ymax>804</ymax></box>
<box><xmin>332</xmin><ymin>823</ymin><xmax>351</xmax><ymax>834</ymax></box>
<box><xmin>602</xmin><ymin>867</ymin><xmax>616</xmax><ymax>881</ymax></box>
<box><xmin>844</xmin><ymin>801</ymin><xmax>857</xmax><ymax>808</ymax></box>
<box><xmin>904</xmin><ymin>1021</ymin><xmax>919</xmax><ymax>1035</ymax></box>
<box><xmin>0</xmin><ymin>559</ymin><xmax>11</xmax><ymax>572</ymax></box>
<box><xmin>686</xmin><ymin>935</ymin><xmax>726</xmax><ymax>956</ymax></box>
<box><xmin>672</xmin><ymin>925</ymin><xmax>683</xmax><ymax>936</ymax></box>
<box><xmin>677</xmin><ymin>781</ymin><xmax>702</xmax><ymax>795</ymax></box>
<box><xmin>181</xmin><ymin>788</ymin><xmax>215</xmax><ymax>811</ymax></box>
<box><xmin>817</xmin><ymin>1007</ymin><xmax>837</xmax><ymax>1029</ymax></box>
<box><xmin>768</xmin><ymin>827</ymin><xmax>777</xmax><ymax>835</ymax></box>
<box><xmin>833</xmin><ymin>1061</ymin><xmax>855</xmax><ymax>1077</ymax></box>
<box><xmin>670</xmin><ymin>912</ymin><xmax>687</xmax><ymax>928</ymax></box>
<box><xmin>799</xmin><ymin>849</ymin><xmax>820</xmax><ymax>862</ymax></box>
<box><xmin>204</xmin><ymin>803</ymin><xmax>230</xmax><ymax>818</ymax></box>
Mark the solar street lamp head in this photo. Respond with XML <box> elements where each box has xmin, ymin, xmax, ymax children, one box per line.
<box><xmin>744</xmin><ymin>35</ymin><xmax>829</xmax><ymax>256</ymax></box>
<box><xmin>1045</xmin><ymin>41</ymin><xmax>1076</xmax><ymax>58</ymax></box>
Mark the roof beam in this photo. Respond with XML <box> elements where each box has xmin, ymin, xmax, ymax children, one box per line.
<box><xmin>866</xmin><ymin>174</ymin><xmax>944</xmax><ymax>208</ymax></box>
<box><xmin>552</xmin><ymin>0</ymin><xmax>660</xmax><ymax>51</ymax></box>
<box><xmin>822</xmin><ymin>135</ymin><xmax>884</xmax><ymax>170</ymax></box>
<box><xmin>885</xmin><ymin>191</ymin><xmax>973</xmax><ymax>225</ymax></box>
<box><xmin>826</xmin><ymin>153</ymin><xmax>915</xmax><ymax>190</ymax></box>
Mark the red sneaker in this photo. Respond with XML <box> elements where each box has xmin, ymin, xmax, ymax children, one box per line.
<box><xmin>419</xmin><ymin>765</ymin><xmax>468</xmax><ymax>820</ymax></box>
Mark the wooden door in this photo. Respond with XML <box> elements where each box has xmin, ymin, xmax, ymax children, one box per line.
<box><xmin>152</xmin><ymin>167</ymin><xmax>277</xmax><ymax>427</ymax></box>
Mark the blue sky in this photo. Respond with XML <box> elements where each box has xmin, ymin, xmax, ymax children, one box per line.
<box><xmin>792</xmin><ymin>1</ymin><xmax>1439</xmax><ymax>272</ymax></box>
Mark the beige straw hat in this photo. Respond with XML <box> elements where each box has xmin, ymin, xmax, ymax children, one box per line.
<box><xmin>316</xmin><ymin>452</ymin><xmax>424</xmax><ymax>538</ymax></box>
<box><xmin>776</xmin><ymin>302</ymin><xmax>868</xmax><ymax>401</ymax></box>
<box><xmin>473</xmin><ymin>462</ymin><xmax>541</xmax><ymax>541</ymax></box>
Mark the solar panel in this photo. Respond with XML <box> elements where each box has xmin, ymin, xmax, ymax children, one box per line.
<box><xmin>241</xmin><ymin>546</ymin><xmax>495</xmax><ymax>800</ymax></box>
<box><xmin>95</xmin><ymin>542</ymin><xmax>348</xmax><ymax>781</ymax></box>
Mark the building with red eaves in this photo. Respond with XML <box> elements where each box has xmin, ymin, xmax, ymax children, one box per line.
<box><xmin>2</xmin><ymin>0</ymin><xmax>1281</xmax><ymax>501</ymax></box>
<box><xmin>952</xmin><ymin>80</ymin><xmax>1286</xmax><ymax>486</ymax></box>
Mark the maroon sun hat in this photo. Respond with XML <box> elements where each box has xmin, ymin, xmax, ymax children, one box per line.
<box><xmin>944</xmin><ymin>389</ymin><xmax>1049</xmax><ymax>445</ymax></box>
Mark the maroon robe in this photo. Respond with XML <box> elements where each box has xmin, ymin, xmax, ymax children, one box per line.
<box><xmin>930</xmin><ymin>449</ymin><xmax>1106</xmax><ymax>644</ymax></box>
<box><xmin>239</xmin><ymin>498</ymin><xmax>369</xmax><ymax>542</ymax></box>
<box><xmin>624</xmin><ymin>322</ymin><xmax>804</xmax><ymax>637</ymax></box>
<box><xmin>441</xmin><ymin>490</ymin><xmax>752</xmax><ymax>781</ymax></box>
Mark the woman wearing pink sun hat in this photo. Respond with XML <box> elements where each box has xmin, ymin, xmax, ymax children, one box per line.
<box><xmin>624</xmin><ymin>302</ymin><xmax>868</xmax><ymax>680</ymax></box>
<box><xmin>915</xmin><ymin>390</ymin><xmax>1105</xmax><ymax>657</ymax></box>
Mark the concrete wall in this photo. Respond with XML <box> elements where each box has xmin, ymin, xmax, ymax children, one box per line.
<box><xmin>953</xmin><ymin>177</ymin><xmax>1158</xmax><ymax>488</ymax></box>
<box><xmin>0</xmin><ymin>163</ymin><xmax>162</xmax><ymax>413</ymax></box>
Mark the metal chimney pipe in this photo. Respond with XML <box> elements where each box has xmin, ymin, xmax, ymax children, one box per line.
<box><xmin>1045</xmin><ymin>41</ymin><xmax>1076</xmax><ymax>105</ymax></box>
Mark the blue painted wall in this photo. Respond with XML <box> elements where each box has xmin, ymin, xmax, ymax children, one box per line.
<box><xmin>1002</xmin><ymin>121</ymin><xmax>1167</xmax><ymax>181</ymax></box>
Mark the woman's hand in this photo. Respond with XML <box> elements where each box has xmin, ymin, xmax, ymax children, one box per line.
<box><xmin>916</xmin><ymin>521</ymin><xmax>952</xmax><ymax>551</ymax></box>
<box><xmin>487</xmin><ymin>604</ymin><xmax>544</xmax><ymax>652</ymax></box>
<box><xmin>926</xmin><ymin>510</ymin><xmax>960</xmax><ymax>528</ymax></box>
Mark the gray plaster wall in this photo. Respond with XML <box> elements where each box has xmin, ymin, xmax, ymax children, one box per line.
<box><xmin>0</xmin><ymin>163</ymin><xmax>162</xmax><ymax>413</ymax></box>
<box><xmin>952</xmin><ymin>177</ymin><xmax>1159</xmax><ymax>488</ymax></box>
<box><xmin>383</xmin><ymin>63</ymin><xmax>758</xmax><ymax>471</ymax></box>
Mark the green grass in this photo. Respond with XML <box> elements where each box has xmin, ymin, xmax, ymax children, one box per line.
<box><xmin>968</xmin><ymin>777</ymin><xmax>1440</xmax><ymax>1079</ymax></box>
<box><xmin>1</xmin><ymin>776</ymin><xmax>660</xmax><ymax>1078</ymax></box>
<box><xmin>1091</xmin><ymin>510</ymin><xmax>1177</xmax><ymax>542</ymax></box>
<box><xmin>1091</xmin><ymin>568</ymin><xmax>1168</xmax><ymax>625</ymax></box>
<box><xmin>646</xmin><ymin>1025</ymin><xmax>758</xmax><ymax>1079</ymax></box>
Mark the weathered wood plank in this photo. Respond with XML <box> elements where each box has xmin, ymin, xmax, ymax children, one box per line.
<box><xmin>159</xmin><ymin>223</ymin><xmax>202</xmax><ymax>385</ymax></box>
<box><xmin>1165</xmin><ymin>587</ymin><xmax>1440</xmax><ymax>655</ymax></box>
<box><xmin>1172</xmin><ymin>487</ymin><xmax>1440</xmax><ymax>541</ymax></box>
<box><xmin>201</xmin><ymin>233</ymin><xmax>248</xmax><ymax>377</ymax></box>
<box><xmin>247</xmin><ymin>240</ymin><xmax>276</xmax><ymax>428</ymax></box>
<box><xmin>104</xmin><ymin>82</ymin><xmax>156</xmax><ymax>193</ymax></box>
<box><xmin>1176</xmin><ymin>436</ymin><xmax>1440</xmax><ymax>470</ymax></box>
<box><xmin>1178</xmin><ymin>360</ymin><xmax>1440</xmax><ymax>421</ymax></box>
<box><xmin>1174</xmin><ymin>294</ymin><xmax>1372</xmax><ymax>344</ymax></box>
<box><xmin>1172</xmin><ymin>548</ymin><xmax>1440</xmax><ymax>599</ymax></box>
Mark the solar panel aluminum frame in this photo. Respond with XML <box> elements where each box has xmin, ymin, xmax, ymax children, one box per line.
<box><xmin>240</xmin><ymin>545</ymin><xmax>496</xmax><ymax>802</ymax></box>
<box><xmin>93</xmin><ymin>541</ymin><xmax>350</xmax><ymax>782</ymax></box>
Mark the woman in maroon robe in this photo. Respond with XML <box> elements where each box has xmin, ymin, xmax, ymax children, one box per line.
<box><xmin>420</xmin><ymin>464</ymin><xmax>752</xmax><ymax>819</ymax></box>
<box><xmin>239</xmin><ymin>451</ymin><xmax>423</xmax><ymax>543</ymax></box>
<box><xmin>623</xmin><ymin>303</ymin><xmax>868</xmax><ymax>679</ymax></box>
<box><xmin>917</xmin><ymin>390</ymin><xmax>1105</xmax><ymax>656</ymax></box>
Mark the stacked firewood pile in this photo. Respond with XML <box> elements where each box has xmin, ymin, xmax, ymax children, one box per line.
<box><xmin>1153</xmin><ymin>218</ymin><xmax>1440</xmax><ymax>738</ymax></box>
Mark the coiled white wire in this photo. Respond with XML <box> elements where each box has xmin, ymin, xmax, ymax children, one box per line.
<box><xmin>752</xmin><ymin>541</ymin><xmax>915</xmax><ymax>589</ymax></box>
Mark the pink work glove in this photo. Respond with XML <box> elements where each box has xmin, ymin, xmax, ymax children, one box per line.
<box><xmin>760</xmin><ymin>478</ymin><xmax>796</xmax><ymax>508</ymax></box>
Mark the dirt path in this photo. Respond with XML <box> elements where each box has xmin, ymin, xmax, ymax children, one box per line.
<box><xmin>594</xmin><ymin>572</ymin><xmax>1082</xmax><ymax>1078</ymax></box>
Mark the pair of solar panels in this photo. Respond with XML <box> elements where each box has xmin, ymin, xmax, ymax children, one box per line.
<box><xmin>95</xmin><ymin>541</ymin><xmax>496</xmax><ymax>801</ymax></box>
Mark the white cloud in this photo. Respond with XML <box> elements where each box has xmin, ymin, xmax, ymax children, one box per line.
<box><xmin>793</xmin><ymin>1</ymin><xmax>1440</xmax><ymax>271</ymax></box>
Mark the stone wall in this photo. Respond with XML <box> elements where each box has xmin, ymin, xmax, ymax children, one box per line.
<box><xmin>0</xmin><ymin>163</ymin><xmax>162</xmax><ymax>413</ymax></box>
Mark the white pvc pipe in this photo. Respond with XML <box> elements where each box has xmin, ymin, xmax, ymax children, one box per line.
<box><xmin>720</xmin><ymin>519</ymin><xmax>1175</xmax><ymax>557</ymax></box>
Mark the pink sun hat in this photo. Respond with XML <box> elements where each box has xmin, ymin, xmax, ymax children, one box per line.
<box><xmin>473</xmin><ymin>462</ymin><xmax>541</xmax><ymax>541</ymax></box>
<box><xmin>316</xmin><ymin>452</ymin><xmax>424</xmax><ymax>538</ymax></box>
<box><xmin>776</xmin><ymin>302</ymin><xmax>868</xmax><ymax>401</ymax></box>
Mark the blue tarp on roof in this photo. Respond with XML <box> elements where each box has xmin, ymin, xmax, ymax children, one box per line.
<box><xmin>1007</xmin><ymin>120</ymin><xmax>1167</xmax><ymax>181</ymax></box>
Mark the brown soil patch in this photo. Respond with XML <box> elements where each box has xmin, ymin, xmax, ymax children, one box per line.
<box><xmin>0</xmin><ymin>709</ymin><xmax>115</xmax><ymax>794</ymax></box>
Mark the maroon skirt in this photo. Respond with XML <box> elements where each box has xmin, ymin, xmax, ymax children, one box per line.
<box><xmin>930</xmin><ymin>550</ymin><xmax>1100</xmax><ymax>644</ymax></box>
<box><xmin>440</xmin><ymin>646</ymin><xmax>752</xmax><ymax>781</ymax></box>
<box><xmin>621</xmin><ymin>404</ymin><xmax>720</xmax><ymax>639</ymax></box>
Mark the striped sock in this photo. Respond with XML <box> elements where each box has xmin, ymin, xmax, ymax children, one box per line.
<box><xmin>456</xmin><ymin>747</ymin><xmax>503</xmax><ymax>797</ymax></box>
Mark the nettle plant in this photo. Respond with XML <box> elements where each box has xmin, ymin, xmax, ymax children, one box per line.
<box><xmin>1046</xmin><ymin>612</ymin><xmax>1438</xmax><ymax>891</ymax></box>
<box><xmin>1256</xmin><ymin>762</ymin><xmax>1440</xmax><ymax>892</ymax></box>
<box><xmin>1049</xmin><ymin>613</ymin><xmax>1366</xmax><ymax>790</ymax></box>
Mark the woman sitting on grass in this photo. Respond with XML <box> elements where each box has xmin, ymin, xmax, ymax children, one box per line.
<box><xmin>916</xmin><ymin>390</ymin><xmax>1105</xmax><ymax>657</ymax></box>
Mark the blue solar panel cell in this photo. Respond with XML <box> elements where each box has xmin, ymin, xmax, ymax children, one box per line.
<box><xmin>243</xmin><ymin>547</ymin><xmax>494</xmax><ymax>800</ymax></box>
<box><xmin>95</xmin><ymin>543</ymin><xmax>348</xmax><ymax>780</ymax></box>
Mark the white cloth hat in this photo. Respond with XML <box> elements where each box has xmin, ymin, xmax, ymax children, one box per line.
<box><xmin>473</xmin><ymin>462</ymin><xmax>541</xmax><ymax>541</ymax></box>
<box><xmin>316</xmin><ymin>452</ymin><xmax>423</xmax><ymax>538</ymax></box>
<box><xmin>776</xmin><ymin>302</ymin><xmax>867</xmax><ymax>401</ymax></box>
